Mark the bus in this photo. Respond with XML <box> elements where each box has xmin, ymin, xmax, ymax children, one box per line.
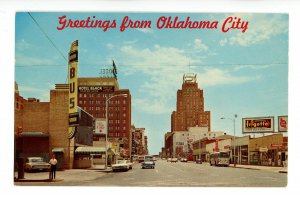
<box><xmin>209</xmin><ymin>151</ymin><xmax>230</xmax><ymax>167</ymax></box>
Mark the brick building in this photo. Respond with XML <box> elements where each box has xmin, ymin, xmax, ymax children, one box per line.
<box><xmin>131</xmin><ymin>126</ymin><xmax>148</xmax><ymax>156</ymax></box>
<box><xmin>171</xmin><ymin>73</ymin><xmax>211</xmax><ymax>132</ymax></box>
<box><xmin>15</xmin><ymin>86</ymin><xmax>72</xmax><ymax>169</ymax></box>
<box><xmin>77</xmin><ymin>77</ymin><xmax>131</xmax><ymax>156</ymax></box>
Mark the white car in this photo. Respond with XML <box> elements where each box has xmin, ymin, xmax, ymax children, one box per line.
<box><xmin>112</xmin><ymin>160</ymin><xmax>130</xmax><ymax>172</ymax></box>
<box><xmin>25</xmin><ymin>157</ymin><xmax>50</xmax><ymax>172</ymax></box>
<box><xmin>125</xmin><ymin>160</ymin><xmax>133</xmax><ymax>169</ymax></box>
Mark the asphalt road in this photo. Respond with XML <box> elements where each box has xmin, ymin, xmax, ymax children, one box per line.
<box><xmin>16</xmin><ymin>160</ymin><xmax>287</xmax><ymax>187</ymax></box>
<box><xmin>87</xmin><ymin>160</ymin><xmax>287</xmax><ymax>187</ymax></box>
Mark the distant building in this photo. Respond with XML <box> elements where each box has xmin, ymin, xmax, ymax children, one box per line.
<box><xmin>171</xmin><ymin>73</ymin><xmax>211</xmax><ymax>132</ymax></box>
<box><xmin>131</xmin><ymin>126</ymin><xmax>148</xmax><ymax>156</ymax></box>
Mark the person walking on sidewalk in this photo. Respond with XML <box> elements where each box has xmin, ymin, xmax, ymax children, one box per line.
<box><xmin>49</xmin><ymin>155</ymin><xmax>58</xmax><ymax>180</ymax></box>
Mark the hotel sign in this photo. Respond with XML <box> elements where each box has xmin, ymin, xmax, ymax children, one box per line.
<box><xmin>242</xmin><ymin>117</ymin><xmax>274</xmax><ymax>133</ymax></box>
<box><xmin>78</xmin><ymin>86</ymin><xmax>114</xmax><ymax>93</ymax></box>
<box><xmin>278</xmin><ymin>116</ymin><xmax>288</xmax><ymax>132</ymax></box>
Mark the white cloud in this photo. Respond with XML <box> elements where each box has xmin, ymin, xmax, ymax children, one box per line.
<box><xmin>219</xmin><ymin>14</ymin><xmax>288</xmax><ymax>47</ymax></box>
<box><xmin>106</xmin><ymin>43</ymin><xmax>114</xmax><ymax>49</ymax></box>
<box><xmin>136</xmin><ymin>28</ymin><xmax>154</xmax><ymax>34</ymax></box>
<box><xmin>118</xmin><ymin>44</ymin><xmax>258</xmax><ymax>114</ymax></box>
<box><xmin>16</xmin><ymin>39</ymin><xmax>32</xmax><ymax>51</ymax></box>
<box><xmin>18</xmin><ymin>85</ymin><xmax>50</xmax><ymax>102</ymax></box>
<box><xmin>197</xmin><ymin>68</ymin><xmax>259</xmax><ymax>87</ymax></box>
<box><xmin>15</xmin><ymin>53</ymin><xmax>57</xmax><ymax>66</ymax></box>
<box><xmin>194</xmin><ymin>39</ymin><xmax>208</xmax><ymax>52</ymax></box>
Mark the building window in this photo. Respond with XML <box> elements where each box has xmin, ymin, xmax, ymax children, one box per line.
<box><xmin>79</xmin><ymin>101</ymin><xmax>82</xmax><ymax>104</ymax></box>
<box><xmin>123</xmin><ymin>107</ymin><xmax>126</xmax><ymax>110</ymax></box>
<box><xmin>123</xmin><ymin>100</ymin><xmax>126</xmax><ymax>104</ymax></box>
<box><xmin>123</xmin><ymin>126</ymin><xmax>126</xmax><ymax>130</ymax></box>
<box><xmin>123</xmin><ymin>113</ymin><xmax>126</xmax><ymax>118</ymax></box>
<box><xmin>123</xmin><ymin>120</ymin><xmax>126</xmax><ymax>124</ymax></box>
<box><xmin>79</xmin><ymin>94</ymin><xmax>82</xmax><ymax>98</ymax></box>
<box><xmin>109</xmin><ymin>120</ymin><xmax>113</xmax><ymax>124</ymax></box>
<box><xmin>84</xmin><ymin>94</ymin><xmax>86</xmax><ymax>98</ymax></box>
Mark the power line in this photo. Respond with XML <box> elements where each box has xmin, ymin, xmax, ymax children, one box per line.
<box><xmin>27</xmin><ymin>12</ymin><xmax>67</xmax><ymax>62</ymax></box>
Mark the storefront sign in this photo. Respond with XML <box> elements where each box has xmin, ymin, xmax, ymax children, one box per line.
<box><xmin>259</xmin><ymin>147</ymin><xmax>268</xmax><ymax>152</ymax></box>
<box><xmin>68</xmin><ymin>40</ymin><xmax>79</xmax><ymax>139</ymax></box>
<box><xmin>271</xmin><ymin>144</ymin><xmax>283</xmax><ymax>148</ymax></box>
<box><xmin>278</xmin><ymin>116</ymin><xmax>288</xmax><ymax>132</ymax></box>
<box><xmin>95</xmin><ymin>119</ymin><xmax>107</xmax><ymax>134</ymax></box>
<box><xmin>242</xmin><ymin>117</ymin><xmax>274</xmax><ymax>133</ymax></box>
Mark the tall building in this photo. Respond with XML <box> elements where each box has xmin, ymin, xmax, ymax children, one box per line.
<box><xmin>171</xmin><ymin>73</ymin><xmax>211</xmax><ymax>132</ymax></box>
<box><xmin>77</xmin><ymin>77</ymin><xmax>131</xmax><ymax>154</ymax></box>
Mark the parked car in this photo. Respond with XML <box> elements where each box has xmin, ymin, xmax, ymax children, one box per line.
<box><xmin>196</xmin><ymin>158</ymin><xmax>202</xmax><ymax>164</ymax></box>
<box><xmin>112</xmin><ymin>160</ymin><xmax>130</xmax><ymax>172</ymax></box>
<box><xmin>167</xmin><ymin>158</ymin><xmax>172</xmax><ymax>162</ymax></box>
<box><xmin>25</xmin><ymin>157</ymin><xmax>50</xmax><ymax>172</ymax></box>
<box><xmin>171</xmin><ymin>158</ymin><xmax>178</xmax><ymax>163</ymax></box>
<box><xmin>141</xmin><ymin>159</ymin><xmax>155</xmax><ymax>169</ymax></box>
<box><xmin>180</xmin><ymin>158</ymin><xmax>188</xmax><ymax>162</ymax></box>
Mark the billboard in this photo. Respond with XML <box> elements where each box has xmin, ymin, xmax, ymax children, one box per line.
<box><xmin>278</xmin><ymin>116</ymin><xmax>288</xmax><ymax>132</ymax></box>
<box><xmin>242</xmin><ymin>117</ymin><xmax>274</xmax><ymax>133</ymax></box>
<box><xmin>95</xmin><ymin>118</ymin><xmax>107</xmax><ymax>135</ymax></box>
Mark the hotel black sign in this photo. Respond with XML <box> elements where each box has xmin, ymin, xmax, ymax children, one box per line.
<box><xmin>78</xmin><ymin>86</ymin><xmax>114</xmax><ymax>93</ymax></box>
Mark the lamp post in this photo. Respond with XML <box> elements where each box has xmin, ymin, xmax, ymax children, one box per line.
<box><xmin>221</xmin><ymin>114</ymin><xmax>237</xmax><ymax>167</ymax></box>
<box><xmin>105</xmin><ymin>93</ymin><xmax>128</xmax><ymax>169</ymax></box>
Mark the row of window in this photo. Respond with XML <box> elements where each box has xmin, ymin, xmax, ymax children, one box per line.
<box><xmin>80</xmin><ymin>105</ymin><xmax>127</xmax><ymax>111</ymax></box>
<box><xmin>108</xmin><ymin>132</ymin><xmax>127</xmax><ymax>137</ymax></box>
<box><xmin>78</xmin><ymin>100</ymin><xmax>127</xmax><ymax>105</ymax></box>
<box><xmin>108</xmin><ymin>126</ymin><xmax>127</xmax><ymax>131</ymax></box>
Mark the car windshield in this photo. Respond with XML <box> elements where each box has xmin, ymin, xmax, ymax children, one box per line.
<box><xmin>117</xmin><ymin>160</ymin><xmax>126</xmax><ymax>164</ymax></box>
<box><xmin>220</xmin><ymin>152</ymin><xmax>229</xmax><ymax>158</ymax></box>
<box><xmin>31</xmin><ymin>158</ymin><xmax>43</xmax><ymax>162</ymax></box>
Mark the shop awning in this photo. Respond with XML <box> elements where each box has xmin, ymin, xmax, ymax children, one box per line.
<box><xmin>18</xmin><ymin>132</ymin><xmax>49</xmax><ymax>137</ymax></box>
<box><xmin>75</xmin><ymin>147</ymin><xmax>106</xmax><ymax>154</ymax></box>
<box><xmin>52</xmin><ymin>148</ymin><xmax>64</xmax><ymax>153</ymax></box>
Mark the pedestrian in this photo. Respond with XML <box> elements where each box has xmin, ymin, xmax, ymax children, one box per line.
<box><xmin>49</xmin><ymin>155</ymin><xmax>58</xmax><ymax>180</ymax></box>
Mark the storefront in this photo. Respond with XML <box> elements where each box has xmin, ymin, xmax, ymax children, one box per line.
<box><xmin>249</xmin><ymin>134</ymin><xmax>284</xmax><ymax>166</ymax></box>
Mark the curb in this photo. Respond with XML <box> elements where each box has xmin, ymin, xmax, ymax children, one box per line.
<box><xmin>14</xmin><ymin>178</ymin><xmax>63</xmax><ymax>182</ymax></box>
<box><xmin>278</xmin><ymin>170</ymin><xmax>288</xmax><ymax>174</ymax></box>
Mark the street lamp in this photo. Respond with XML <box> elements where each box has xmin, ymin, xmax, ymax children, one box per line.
<box><xmin>221</xmin><ymin>114</ymin><xmax>238</xmax><ymax>167</ymax></box>
<box><xmin>105</xmin><ymin>93</ymin><xmax>128</xmax><ymax>169</ymax></box>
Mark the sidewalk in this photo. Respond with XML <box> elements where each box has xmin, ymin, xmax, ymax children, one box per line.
<box><xmin>14</xmin><ymin>165</ymin><xmax>112</xmax><ymax>183</ymax></box>
<box><xmin>228</xmin><ymin>164</ymin><xmax>288</xmax><ymax>173</ymax></box>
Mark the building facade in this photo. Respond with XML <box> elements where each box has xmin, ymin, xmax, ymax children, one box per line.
<box><xmin>77</xmin><ymin>77</ymin><xmax>131</xmax><ymax>155</ymax></box>
<box><xmin>131</xmin><ymin>126</ymin><xmax>148</xmax><ymax>156</ymax></box>
<box><xmin>171</xmin><ymin>73</ymin><xmax>211</xmax><ymax>132</ymax></box>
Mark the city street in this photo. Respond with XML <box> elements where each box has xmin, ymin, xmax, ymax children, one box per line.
<box><xmin>15</xmin><ymin>159</ymin><xmax>287</xmax><ymax>187</ymax></box>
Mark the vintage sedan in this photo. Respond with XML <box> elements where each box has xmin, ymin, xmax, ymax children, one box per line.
<box><xmin>25</xmin><ymin>157</ymin><xmax>50</xmax><ymax>172</ymax></box>
<box><xmin>112</xmin><ymin>160</ymin><xmax>130</xmax><ymax>172</ymax></box>
<box><xmin>141</xmin><ymin>159</ymin><xmax>155</xmax><ymax>169</ymax></box>
<box><xmin>125</xmin><ymin>160</ymin><xmax>133</xmax><ymax>169</ymax></box>
<box><xmin>180</xmin><ymin>158</ymin><xmax>188</xmax><ymax>162</ymax></box>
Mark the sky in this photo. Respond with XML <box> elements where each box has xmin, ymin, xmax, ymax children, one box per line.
<box><xmin>15</xmin><ymin>12</ymin><xmax>288</xmax><ymax>155</ymax></box>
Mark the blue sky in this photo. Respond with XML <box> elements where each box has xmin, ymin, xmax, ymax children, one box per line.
<box><xmin>15</xmin><ymin>12</ymin><xmax>288</xmax><ymax>155</ymax></box>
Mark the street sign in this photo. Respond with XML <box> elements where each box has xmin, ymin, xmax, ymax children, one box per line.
<box><xmin>259</xmin><ymin>147</ymin><xmax>268</xmax><ymax>152</ymax></box>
